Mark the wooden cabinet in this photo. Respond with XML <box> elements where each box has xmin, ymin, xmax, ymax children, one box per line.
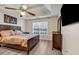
<box><xmin>52</xmin><ymin>31</ymin><xmax>62</xmax><ymax>51</ymax></box>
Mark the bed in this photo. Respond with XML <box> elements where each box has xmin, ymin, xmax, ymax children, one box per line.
<box><xmin>0</xmin><ymin>24</ymin><xmax>39</xmax><ymax>54</ymax></box>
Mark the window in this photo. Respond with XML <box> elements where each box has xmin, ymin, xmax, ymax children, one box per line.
<box><xmin>32</xmin><ymin>22</ymin><xmax>48</xmax><ymax>36</ymax></box>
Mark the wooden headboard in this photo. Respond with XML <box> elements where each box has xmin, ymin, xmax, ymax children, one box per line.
<box><xmin>0</xmin><ymin>24</ymin><xmax>21</xmax><ymax>31</ymax></box>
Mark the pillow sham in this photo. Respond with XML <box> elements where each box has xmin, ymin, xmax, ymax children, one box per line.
<box><xmin>0</xmin><ymin>37</ymin><xmax>2</xmax><ymax>41</ymax></box>
<box><xmin>0</xmin><ymin>30</ymin><xmax>12</xmax><ymax>37</ymax></box>
<box><xmin>15</xmin><ymin>30</ymin><xmax>23</xmax><ymax>35</ymax></box>
<box><xmin>10</xmin><ymin>30</ymin><xmax>15</xmax><ymax>35</ymax></box>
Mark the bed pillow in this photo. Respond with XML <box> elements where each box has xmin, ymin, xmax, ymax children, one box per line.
<box><xmin>0</xmin><ymin>30</ymin><xmax>12</xmax><ymax>37</ymax></box>
<box><xmin>15</xmin><ymin>30</ymin><xmax>23</xmax><ymax>35</ymax></box>
<box><xmin>0</xmin><ymin>37</ymin><xmax>1</xmax><ymax>41</ymax></box>
<box><xmin>10</xmin><ymin>30</ymin><xmax>15</xmax><ymax>35</ymax></box>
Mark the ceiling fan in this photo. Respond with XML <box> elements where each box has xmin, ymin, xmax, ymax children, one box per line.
<box><xmin>5</xmin><ymin>5</ymin><xmax>36</xmax><ymax>17</ymax></box>
<box><xmin>5</xmin><ymin>4</ymin><xmax>44</xmax><ymax>17</ymax></box>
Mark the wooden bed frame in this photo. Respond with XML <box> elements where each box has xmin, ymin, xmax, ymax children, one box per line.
<box><xmin>0</xmin><ymin>24</ymin><xmax>39</xmax><ymax>54</ymax></box>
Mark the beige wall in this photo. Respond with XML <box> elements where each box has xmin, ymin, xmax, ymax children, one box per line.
<box><xmin>25</xmin><ymin>16</ymin><xmax>58</xmax><ymax>40</ymax></box>
<box><xmin>62</xmin><ymin>23</ymin><xmax>79</xmax><ymax>55</ymax></box>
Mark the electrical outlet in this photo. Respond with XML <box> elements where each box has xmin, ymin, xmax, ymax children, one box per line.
<box><xmin>65</xmin><ymin>50</ymin><xmax>68</xmax><ymax>52</ymax></box>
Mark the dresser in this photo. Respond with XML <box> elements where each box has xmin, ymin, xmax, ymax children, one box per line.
<box><xmin>52</xmin><ymin>31</ymin><xmax>62</xmax><ymax>51</ymax></box>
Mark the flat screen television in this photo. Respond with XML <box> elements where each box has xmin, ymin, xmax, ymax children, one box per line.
<box><xmin>61</xmin><ymin>4</ymin><xmax>79</xmax><ymax>26</ymax></box>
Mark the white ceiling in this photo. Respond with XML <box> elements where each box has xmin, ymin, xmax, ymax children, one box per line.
<box><xmin>51</xmin><ymin>4</ymin><xmax>62</xmax><ymax>16</ymax></box>
<box><xmin>0</xmin><ymin>4</ymin><xmax>62</xmax><ymax>19</ymax></box>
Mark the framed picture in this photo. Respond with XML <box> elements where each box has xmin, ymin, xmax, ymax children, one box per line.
<box><xmin>4</xmin><ymin>14</ymin><xmax>17</xmax><ymax>24</ymax></box>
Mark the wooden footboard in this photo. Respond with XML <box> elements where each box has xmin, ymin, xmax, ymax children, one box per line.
<box><xmin>20</xmin><ymin>35</ymin><xmax>39</xmax><ymax>54</ymax></box>
<box><xmin>0</xmin><ymin>35</ymin><xmax>39</xmax><ymax>55</ymax></box>
<box><xmin>26</xmin><ymin>35</ymin><xmax>39</xmax><ymax>54</ymax></box>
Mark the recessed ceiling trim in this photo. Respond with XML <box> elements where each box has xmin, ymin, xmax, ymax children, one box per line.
<box><xmin>24</xmin><ymin>14</ymin><xmax>58</xmax><ymax>20</ymax></box>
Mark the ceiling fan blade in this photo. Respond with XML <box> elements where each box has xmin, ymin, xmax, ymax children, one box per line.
<box><xmin>27</xmin><ymin>4</ymin><xmax>44</xmax><ymax>10</ymax></box>
<box><xmin>5</xmin><ymin>6</ymin><xmax>36</xmax><ymax>16</ymax></box>
<box><xmin>26</xmin><ymin>11</ymin><xmax>36</xmax><ymax>16</ymax></box>
<box><xmin>5</xmin><ymin>7</ymin><xmax>19</xmax><ymax>10</ymax></box>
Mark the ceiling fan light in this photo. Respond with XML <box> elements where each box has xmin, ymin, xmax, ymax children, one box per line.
<box><xmin>21</xmin><ymin>11</ymin><xmax>26</xmax><ymax>16</ymax></box>
<box><xmin>22</xmin><ymin>5</ymin><xmax>27</xmax><ymax>10</ymax></box>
